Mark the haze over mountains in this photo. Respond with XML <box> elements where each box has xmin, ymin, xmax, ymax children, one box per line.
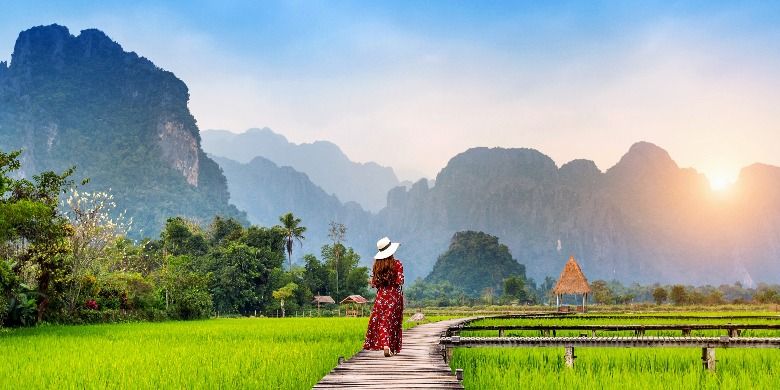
<box><xmin>2</xmin><ymin>25</ymin><xmax>780</xmax><ymax>286</ymax></box>
<box><xmin>201</xmin><ymin>128</ymin><xmax>400</xmax><ymax>212</ymax></box>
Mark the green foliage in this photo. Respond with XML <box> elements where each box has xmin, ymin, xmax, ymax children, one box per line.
<box><xmin>670</xmin><ymin>285</ymin><xmax>689</xmax><ymax>305</ymax></box>
<box><xmin>0</xmin><ymin>318</ymin><xmax>368</xmax><ymax>388</ymax></box>
<box><xmin>591</xmin><ymin>280</ymin><xmax>616</xmax><ymax>305</ymax></box>
<box><xmin>206</xmin><ymin>242</ymin><xmax>274</xmax><ymax>315</ymax></box>
<box><xmin>502</xmin><ymin>276</ymin><xmax>528</xmax><ymax>303</ymax></box>
<box><xmin>279</xmin><ymin>212</ymin><xmax>306</xmax><ymax>270</ymax></box>
<box><xmin>426</xmin><ymin>231</ymin><xmax>526</xmax><ymax>297</ymax></box>
<box><xmin>653</xmin><ymin>287</ymin><xmax>669</xmax><ymax>305</ymax></box>
<box><xmin>405</xmin><ymin>279</ymin><xmax>469</xmax><ymax>307</ymax></box>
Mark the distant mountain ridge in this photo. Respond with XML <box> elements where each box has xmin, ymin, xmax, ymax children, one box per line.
<box><xmin>377</xmin><ymin>143</ymin><xmax>780</xmax><ymax>284</ymax></box>
<box><xmin>0</xmin><ymin>25</ymin><xmax>245</xmax><ymax>236</ymax></box>
<box><xmin>211</xmin><ymin>155</ymin><xmax>373</xmax><ymax>261</ymax></box>
<box><xmin>201</xmin><ymin>128</ymin><xmax>399</xmax><ymax>212</ymax></box>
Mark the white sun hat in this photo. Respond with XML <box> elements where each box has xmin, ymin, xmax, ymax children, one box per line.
<box><xmin>374</xmin><ymin>236</ymin><xmax>400</xmax><ymax>260</ymax></box>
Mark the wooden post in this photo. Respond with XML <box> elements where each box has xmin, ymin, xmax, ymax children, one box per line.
<box><xmin>582</xmin><ymin>293</ymin><xmax>586</xmax><ymax>312</ymax></box>
<box><xmin>728</xmin><ymin>328</ymin><xmax>740</xmax><ymax>338</ymax></box>
<box><xmin>498</xmin><ymin>329</ymin><xmax>505</xmax><ymax>337</ymax></box>
<box><xmin>591</xmin><ymin>330</ymin><xmax>596</xmax><ymax>337</ymax></box>
<box><xmin>564</xmin><ymin>346</ymin><xmax>576</xmax><ymax>368</ymax></box>
<box><xmin>682</xmin><ymin>328</ymin><xmax>691</xmax><ymax>337</ymax></box>
<box><xmin>556</xmin><ymin>294</ymin><xmax>560</xmax><ymax>309</ymax></box>
<box><xmin>338</xmin><ymin>356</ymin><xmax>345</xmax><ymax>365</ymax></box>
<box><xmin>445</xmin><ymin>347</ymin><xmax>453</xmax><ymax>364</ymax></box>
<box><xmin>701</xmin><ymin>347</ymin><xmax>716</xmax><ymax>371</ymax></box>
<box><xmin>455</xmin><ymin>368</ymin><xmax>464</xmax><ymax>381</ymax></box>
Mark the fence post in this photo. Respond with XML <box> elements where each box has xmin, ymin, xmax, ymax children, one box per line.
<box><xmin>564</xmin><ymin>346</ymin><xmax>576</xmax><ymax>368</ymax></box>
<box><xmin>338</xmin><ymin>356</ymin><xmax>345</xmax><ymax>365</ymax></box>
<box><xmin>498</xmin><ymin>329</ymin><xmax>505</xmax><ymax>337</ymax></box>
<box><xmin>455</xmin><ymin>368</ymin><xmax>464</xmax><ymax>381</ymax></box>
<box><xmin>701</xmin><ymin>347</ymin><xmax>716</xmax><ymax>372</ymax></box>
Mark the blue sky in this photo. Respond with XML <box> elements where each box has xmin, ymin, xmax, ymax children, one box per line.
<box><xmin>2</xmin><ymin>1</ymin><xmax>779</xmax><ymax>183</ymax></box>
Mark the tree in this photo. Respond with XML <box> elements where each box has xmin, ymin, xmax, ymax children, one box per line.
<box><xmin>652</xmin><ymin>287</ymin><xmax>668</xmax><ymax>305</ymax></box>
<box><xmin>322</xmin><ymin>243</ymin><xmax>361</xmax><ymax>301</ymax></box>
<box><xmin>327</xmin><ymin>221</ymin><xmax>346</xmax><ymax>297</ymax></box>
<box><xmin>62</xmin><ymin>190</ymin><xmax>131</xmax><ymax>315</ymax></box>
<box><xmin>590</xmin><ymin>280</ymin><xmax>615</xmax><ymax>305</ymax></box>
<box><xmin>502</xmin><ymin>276</ymin><xmax>528</xmax><ymax>303</ymax></box>
<box><xmin>272</xmin><ymin>282</ymin><xmax>297</xmax><ymax>317</ymax></box>
<box><xmin>279</xmin><ymin>213</ymin><xmax>306</xmax><ymax>271</ymax></box>
<box><xmin>670</xmin><ymin>285</ymin><xmax>688</xmax><ymax>305</ymax></box>
<box><xmin>1</xmin><ymin>150</ymin><xmax>76</xmax><ymax>322</ymax></box>
<box><xmin>206</xmin><ymin>243</ymin><xmax>272</xmax><ymax>315</ymax></box>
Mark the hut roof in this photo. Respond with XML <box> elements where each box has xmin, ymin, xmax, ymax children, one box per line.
<box><xmin>312</xmin><ymin>295</ymin><xmax>335</xmax><ymax>304</ymax></box>
<box><xmin>340</xmin><ymin>295</ymin><xmax>368</xmax><ymax>304</ymax></box>
<box><xmin>552</xmin><ymin>256</ymin><xmax>591</xmax><ymax>295</ymax></box>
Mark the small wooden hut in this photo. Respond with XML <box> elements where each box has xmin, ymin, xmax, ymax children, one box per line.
<box><xmin>552</xmin><ymin>256</ymin><xmax>591</xmax><ymax>312</ymax></box>
<box><xmin>312</xmin><ymin>295</ymin><xmax>335</xmax><ymax>316</ymax></box>
<box><xmin>340</xmin><ymin>295</ymin><xmax>368</xmax><ymax>317</ymax></box>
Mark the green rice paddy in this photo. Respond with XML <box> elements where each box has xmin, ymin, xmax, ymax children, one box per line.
<box><xmin>451</xmin><ymin>312</ymin><xmax>780</xmax><ymax>389</ymax></box>
<box><xmin>0</xmin><ymin>318</ymin><xmax>368</xmax><ymax>389</ymax></box>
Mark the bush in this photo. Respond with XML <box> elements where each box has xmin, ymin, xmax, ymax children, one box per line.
<box><xmin>169</xmin><ymin>288</ymin><xmax>212</xmax><ymax>320</ymax></box>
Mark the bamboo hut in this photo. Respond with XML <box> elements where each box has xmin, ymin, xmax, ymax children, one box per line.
<box><xmin>552</xmin><ymin>256</ymin><xmax>591</xmax><ymax>312</ymax></box>
<box><xmin>312</xmin><ymin>295</ymin><xmax>335</xmax><ymax>316</ymax></box>
<box><xmin>340</xmin><ymin>295</ymin><xmax>368</xmax><ymax>317</ymax></box>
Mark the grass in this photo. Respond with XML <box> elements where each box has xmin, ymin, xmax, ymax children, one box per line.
<box><xmin>450</xmin><ymin>311</ymin><xmax>780</xmax><ymax>389</ymax></box>
<box><xmin>451</xmin><ymin>347</ymin><xmax>780</xmax><ymax>389</ymax></box>
<box><xmin>0</xmin><ymin>313</ymin><xmax>462</xmax><ymax>389</ymax></box>
<box><xmin>0</xmin><ymin>318</ymin><xmax>368</xmax><ymax>389</ymax></box>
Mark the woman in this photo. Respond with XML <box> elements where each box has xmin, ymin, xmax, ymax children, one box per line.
<box><xmin>363</xmin><ymin>236</ymin><xmax>404</xmax><ymax>357</ymax></box>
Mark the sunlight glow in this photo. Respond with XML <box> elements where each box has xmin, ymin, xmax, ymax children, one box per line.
<box><xmin>708</xmin><ymin>175</ymin><xmax>735</xmax><ymax>192</ymax></box>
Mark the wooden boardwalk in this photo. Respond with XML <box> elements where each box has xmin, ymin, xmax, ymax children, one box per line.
<box><xmin>314</xmin><ymin>318</ymin><xmax>468</xmax><ymax>389</ymax></box>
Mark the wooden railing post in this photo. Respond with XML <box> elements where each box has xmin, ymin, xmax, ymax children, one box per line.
<box><xmin>564</xmin><ymin>346</ymin><xmax>576</xmax><ymax>368</ymax></box>
<box><xmin>455</xmin><ymin>368</ymin><xmax>464</xmax><ymax>381</ymax></box>
<box><xmin>701</xmin><ymin>347</ymin><xmax>716</xmax><ymax>371</ymax></box>
<box><xmin>498</xmin><ymin>329</ymin><xmax>505</xmax><ymax>337</ymax></box>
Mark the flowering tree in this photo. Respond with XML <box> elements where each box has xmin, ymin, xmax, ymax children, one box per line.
<box><xmin>62</xmin><ymin>189</ymin><xmax>131</xmax><ymax>314</ymax></box>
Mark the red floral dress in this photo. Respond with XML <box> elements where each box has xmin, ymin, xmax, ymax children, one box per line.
<box><xmin>363</xmin><ymin>259</ymin><xmax>404</xmax><ymax>353</ymax></box>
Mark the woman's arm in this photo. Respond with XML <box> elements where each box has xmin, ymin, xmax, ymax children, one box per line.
<box><xmin>395</xmin><ymin>260</ymin><xmax>404</xmax><ymax>286</ymax></box>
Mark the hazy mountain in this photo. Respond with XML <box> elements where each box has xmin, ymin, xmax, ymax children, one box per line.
<box><xmin>379</xmin><ymin>144</ymin><xmax>780</xmax><ymax>284</ymax></box>
<box><xmin>212</xmin><ymin>155</ymin><xmax>374</xmax><ymax>263</ymax></box>
<box><xmin>0</xmin><ymin>25</ymin><xmax>245</xmax><ymax>236</ymax></box>
<box><xmin>426</xmin><ymin>231</ymin><xmax>526</xmax><ymax>296</ymax></box>
<box><xmin>201</xmin><ymin>128</ymin><xmax>399</xmax><ymax>212</ymax></box>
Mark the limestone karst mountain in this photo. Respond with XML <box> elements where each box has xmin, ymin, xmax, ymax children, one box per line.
<box><xmin>0</xmin><ymin>25</ymin><xmax>245</xmax><ymax>236</ymax></box>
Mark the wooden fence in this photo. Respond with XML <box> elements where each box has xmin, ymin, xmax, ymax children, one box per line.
<box><xmin>449</xmin><ymin>323</ymin><xmax>780</xmax><ymax>337</ymax></box>
<box><xmin>439</xmin><ymin>335</ymin><xmax>780</xmax><ymax>371</ymax></box>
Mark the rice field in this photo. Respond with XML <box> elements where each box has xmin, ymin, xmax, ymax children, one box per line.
<box><xmin>0</xmin><ymin>318</ymin><xmax>369</xmax><ymax>389</ymax></box>
<box><xmin>451</xmin><ymin>312</ymin><xmax>780</xmax><ymax>389</ymax></box>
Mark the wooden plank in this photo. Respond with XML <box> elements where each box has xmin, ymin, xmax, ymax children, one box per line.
<box><xmin>315</xmin><ymin>318</ymin><xmax>471</xmax><ymax>389</ymax></box>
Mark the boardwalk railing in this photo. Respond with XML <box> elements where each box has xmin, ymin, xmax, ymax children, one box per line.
<box><xmin>449</xmin><ymin>323</ymin><xmax>780</xmax><ymax>337</ymax></box>
<box><xmin>439</xmin><ymin>335</ymin><xmax>780</xmax><ymax>371</ymax></box>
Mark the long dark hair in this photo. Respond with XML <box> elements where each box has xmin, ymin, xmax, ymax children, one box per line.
<box><xmin>372</xmin><ymin>255</ymin><xmax>397</xmax><ymax>288</ymax></box>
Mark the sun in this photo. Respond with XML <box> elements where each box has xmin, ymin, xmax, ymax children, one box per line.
<box><xmin>708</xmin><ymin>175</ymin><xmax>734</xmax><ymax>192</ymax></box>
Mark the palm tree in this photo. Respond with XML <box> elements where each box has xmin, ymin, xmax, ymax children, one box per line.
<box><xmin>279</xmin><ymin>212</ymin><xmax>306</xmax><ymax>270</ymax></box>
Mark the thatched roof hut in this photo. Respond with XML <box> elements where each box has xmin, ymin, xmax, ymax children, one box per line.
<box><xmin>340</xmin><ymin>295</ymin><xmax>368</xmax><ymax>317</ymax></box>
<box><xmin>553</xmin><ymin>256</ymin><xmax>591</xmax><ymax>295</ymax></box>
<box><xmin>553</xmin><ymin>256</ymin><xmax>590</xmax><ymax>311</ymax></box>
<box><xmin>340</xmin><ymin>295</ymin><xmax>368</xmax><ymax>304</ymax></box>
<box><xmin>312</xmin><ymin>295</ymin><xmax>336</xmax><ymax>304</ymax></box>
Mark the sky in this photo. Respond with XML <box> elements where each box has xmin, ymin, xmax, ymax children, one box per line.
<box><xmin>2</xmin><ymin>1</ymin><xmax>779</xmax><ymax>184</ymax></box>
